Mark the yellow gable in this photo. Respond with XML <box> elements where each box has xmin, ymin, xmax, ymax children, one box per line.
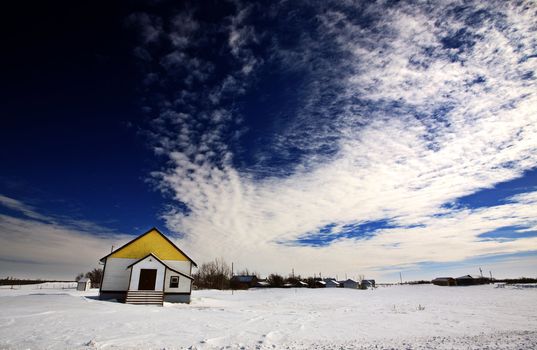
<box><xmin>109</xmin><ymin>229</ymin><xmax>189</xmax><ymax>261</ymax></box>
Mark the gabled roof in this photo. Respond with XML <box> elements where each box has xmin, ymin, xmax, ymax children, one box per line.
<box><xmin>100</xmin><ymin>227</ymin><xmax>197</xmax><ymax>267</ymax></box>
<box><xmin>324</xmin><ymin>278</ymin><xmax>339</xmax><ymax>284</ymax></box>
<box><xmin>456</xmin><ymin>275</ymin><xmax>482</xmax><ymax>279</ymax></box>
<box><xmin>126</xmin><ymin>253</ymin><xmax>194</xmax><ymax>280</ymax></box>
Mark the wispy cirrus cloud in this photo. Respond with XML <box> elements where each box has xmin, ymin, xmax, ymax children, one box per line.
<box><xmin>132</xmin><ymin>0</ymin><xmax>537</xmax><ymax>279</ymax></box>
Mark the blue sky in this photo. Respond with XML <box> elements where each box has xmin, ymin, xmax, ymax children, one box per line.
<box><xmin>1</xmin><ymin>0</ymin><xmax>536</xmax><ymax>280</ymax></box>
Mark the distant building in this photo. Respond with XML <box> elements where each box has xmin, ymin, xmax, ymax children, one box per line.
<box><xmin>283</xmin><ymin>280</ymin><xmax>308</xmax><ymax>288</ymax></box>
<box><xmin>361</xmin><ymin>279</ymin><xmax>376</xmax><ymax>288</ymax></box>
<box><xmin>314</xmin><ymin>280</ymin><xmax>326</xmax><ymax>288</ymax></box>
<box><xmin>230</xmin><ymin>275</ymin><xmax>258</xmax><ymax>289</ymax></box>
<box><xmin>99</xmin><ymin>227</ymin><xmax>197</xmax><ymax>305</ymax></box>
<box><xmin>77</xmin><ymin>278</ymin><xmax>91</xmax><ymax>291</ymax></box>
<box><xmin>254</xmin><ymin>280</ymin><xmax>270</xmax><ymax>288</ymax></box>
<box><xmin>432</xmin><ymin>277</ymin><xmax>457</xmax><ymax>286</ymax></box>
<box><xmin>342</xmin><ymin>279</ymin><xmax>360</xmax><ymax>289</ymax></box>
<box><xmin>455</xmin><ymin>275</ymin><xmax>491</xmax><ymax>286</ymax></box>
<box><xmin>432</xmin><ymin>275</ymin><xmax>491</xmax><ymax>287</ymax></box>
<box><xmin>324</xmin><ymin>279</ymin><xmax>340</xmax><ymax>288</ymax></box>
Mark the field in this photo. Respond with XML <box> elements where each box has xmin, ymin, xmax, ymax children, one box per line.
<box><xmin>0</xmin><ymin>283</ymin><xmax>536</xmax><ymax>349</ymax></box>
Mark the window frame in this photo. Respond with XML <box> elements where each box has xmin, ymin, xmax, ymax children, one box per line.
<box><xmin>169</xmin><ymin>276</ymin><xmax>179</xmax><ymax>288</ymax></box>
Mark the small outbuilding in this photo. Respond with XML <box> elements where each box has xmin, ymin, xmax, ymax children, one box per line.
<box><xmin>324</xmin><ymin>279</ymin><xmax>340</xmax><ymax>288</ymax></box>
<box><xmin>254</xmin><ymin>280</ymin><xmax>270</xmax><ymax>288</ymax></box>
<box><xmin>230</xmin><ymin>275</ymin><xmax>259</xmax><ymax>289</ymax></box>
<box><xmin>77</xmin><ymin>278</ymin><xmax>91</xmax><ymax>291</ymax></box>
<box><xmin>361</xmin><ymin>279</ymin><xmax>376</xmax><ymax>289</ymax></box>
<box><xmin>342</xmin><ymin>279</ymin><xmax>360</xmax><ymax>289</ymax></box>
<box><xmin>314</xmin><ymin>280</ymin><xmax>326</xmax><ymax>288</ymax></box>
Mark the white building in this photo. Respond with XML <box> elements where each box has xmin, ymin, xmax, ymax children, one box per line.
<box><xmin>99</xmin><ymin>228</ymin><xmax>197</xmax><ymax>305</ymax></box>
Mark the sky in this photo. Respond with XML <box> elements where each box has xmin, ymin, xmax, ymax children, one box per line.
<box><xmin>1</xmin><ymin>0</ymin><xmax>536</xmax><ymax>282</ymax></box>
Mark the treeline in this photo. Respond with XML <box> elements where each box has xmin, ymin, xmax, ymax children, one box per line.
<box><xmin>403</xmin><ymin>280</ymin><xmax>431</xmax><ymax>285</ymax></box>
<box><xmin>192</xmin><ymin>258</ymin><xmax>368</xmax><ymax>290</ymax></box>
<box><xmin>494</xmin><ymin>277</ymin><xmax>537</xmax><ymax>284</ymax></box>
<box><xmin>0</xmin><ymin>277</ymin><xmax>73</xmax><ymax>286</ymax></box>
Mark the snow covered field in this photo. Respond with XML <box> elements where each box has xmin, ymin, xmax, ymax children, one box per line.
<box><xmin>0</xmin><ymin>283</ymin><xmax>536</xmax><ymax>349</ymax></box>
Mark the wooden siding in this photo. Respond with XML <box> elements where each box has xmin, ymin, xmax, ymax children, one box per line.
<box><xmin>128</xmin><ymin>255</ymin><xmax>166</xmax><ymax>292</ymax></box>
<box><xmin>162</xmin><ymin>260</ymin><xmax>192</xmax><ymax>275</ymax></box>
<box><xmin>164</xmin><ymin>268</ymin><xmax>191</xmax><ymax>293</ymax></box>
<box><xmin>101</xmin><ymin>258</ymin><xmax>136</xmax><ymax>291</ymax></box>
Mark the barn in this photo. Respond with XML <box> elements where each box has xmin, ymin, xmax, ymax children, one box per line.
<box><xmin>99</xmin><ymin>228</ymin><xmax>197</xmax><ymax>305</ymax></box>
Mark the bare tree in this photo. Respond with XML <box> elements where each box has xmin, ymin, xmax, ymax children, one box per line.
<box><xmin>194</xmin><ymin>258</ymin><xmax>231</xmax><ymax>290</ymax></box>
<box><xmin>268</xmin><ymin>273</ymin><xmax>284</xmax><ymax>287</ymax></box>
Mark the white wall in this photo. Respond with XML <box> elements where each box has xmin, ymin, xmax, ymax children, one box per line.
<box><xmin>101</xmin><ymin>258</ymin><xmax>136</xmax><ymax>291</ymax></box>
<box><xmin>163</xmin><ymin>260</ymin><xmax>192</xmax><ymax>275</ymax></box>
<box><xmin>102</xmin><ymin>257</ymin><xmax>193</xmax><ymax>293</ymax></box>
<box><xmin>128</xmin><ymin>256</ymin><xmax>166</xmax><ymax>291</ymax></box>
<box><xmin>164</xmin><ymin>269</ymin><xmax>192</xmax><ymax>293</ymax></box>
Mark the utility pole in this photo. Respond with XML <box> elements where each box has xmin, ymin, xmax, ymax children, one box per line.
<box><xmin>231</xmin><ymin>262</ymin><xmax>234</xmax><ymax>295</ymax></box>
<box><xmin>110</xmin><ymin>245</ymin><xmax>114</xmax><ymax>253</ymax></box>
<box><xmin>479</xmin><ymin>267</ymin><xmax>483</xmax><ymax>277</ymax></box>
<box><xmin>399</xmin><ymin>272</ymin><xmax>403</xmax><ymax>284</ymax></box>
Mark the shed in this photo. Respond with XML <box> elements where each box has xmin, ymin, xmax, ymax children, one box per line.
<box><xmin>342</xmin><ymin>279</ymin><xmax>360</xmax><ymax>289</ymax></box>
<box><xmin>361</xmin><ymin>279</ymin><xmax>376</xmax><ymax>288</ymax></box>
<box><xmin>324</xmin><ymin>279</ymin><xmax>340</xmax><ymax>288</ymax></box>
<box><xmin>77</xmin><ymin>278</ymin><xmax>91</xmax><ymax>291</ymax></box>
<box><xmin>314</xmin><ymin>280</ymin><xmax>326</xmax><ymax>288</ymax></box>
<box><xmin>230</xmin><ymin>275</ymin><xmax>258</xmax><ymax>289</ymax></box>
<box><xmin>254</xmin><ymin>280</ymin><xmax>270</xmax><ymax>288</ymax></box>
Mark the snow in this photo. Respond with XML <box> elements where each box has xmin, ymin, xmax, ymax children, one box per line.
<box><xmin>1</xmin><ymin>284</ymin><xmax>536</xmax><ymax>349</ymax></box>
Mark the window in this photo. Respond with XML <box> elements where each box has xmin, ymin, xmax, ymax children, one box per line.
<box><xmin>170</xmin><ymin>276</ymin><xmax>179</xmax><ymax>288</ymax></box>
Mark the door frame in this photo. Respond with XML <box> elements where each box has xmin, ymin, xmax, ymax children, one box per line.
<box><xmin>138</xmin><ymin>268</ymin><xmax>157</xmax><ymax>290</ymax></box>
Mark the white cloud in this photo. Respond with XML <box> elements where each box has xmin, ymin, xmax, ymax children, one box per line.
<box><xmin>137</xmin><ymin>1</ymin><xmax>537</xmax><ymax>279</ymax></box>
<box><xmin>0</xmin><ymin>195</ymin><xmax>132</xmax><ymax>280</ymax></box>
<box><xmin>0</xmin><ymin>194</ymin><xmax>49</xmax><ymax>222</ymax></box>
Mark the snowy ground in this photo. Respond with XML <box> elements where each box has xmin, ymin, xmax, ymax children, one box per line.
<box><xmin>0</xmin><ymin>283</ymin><xmax>536</xmax><ymax>349</ymax></box>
